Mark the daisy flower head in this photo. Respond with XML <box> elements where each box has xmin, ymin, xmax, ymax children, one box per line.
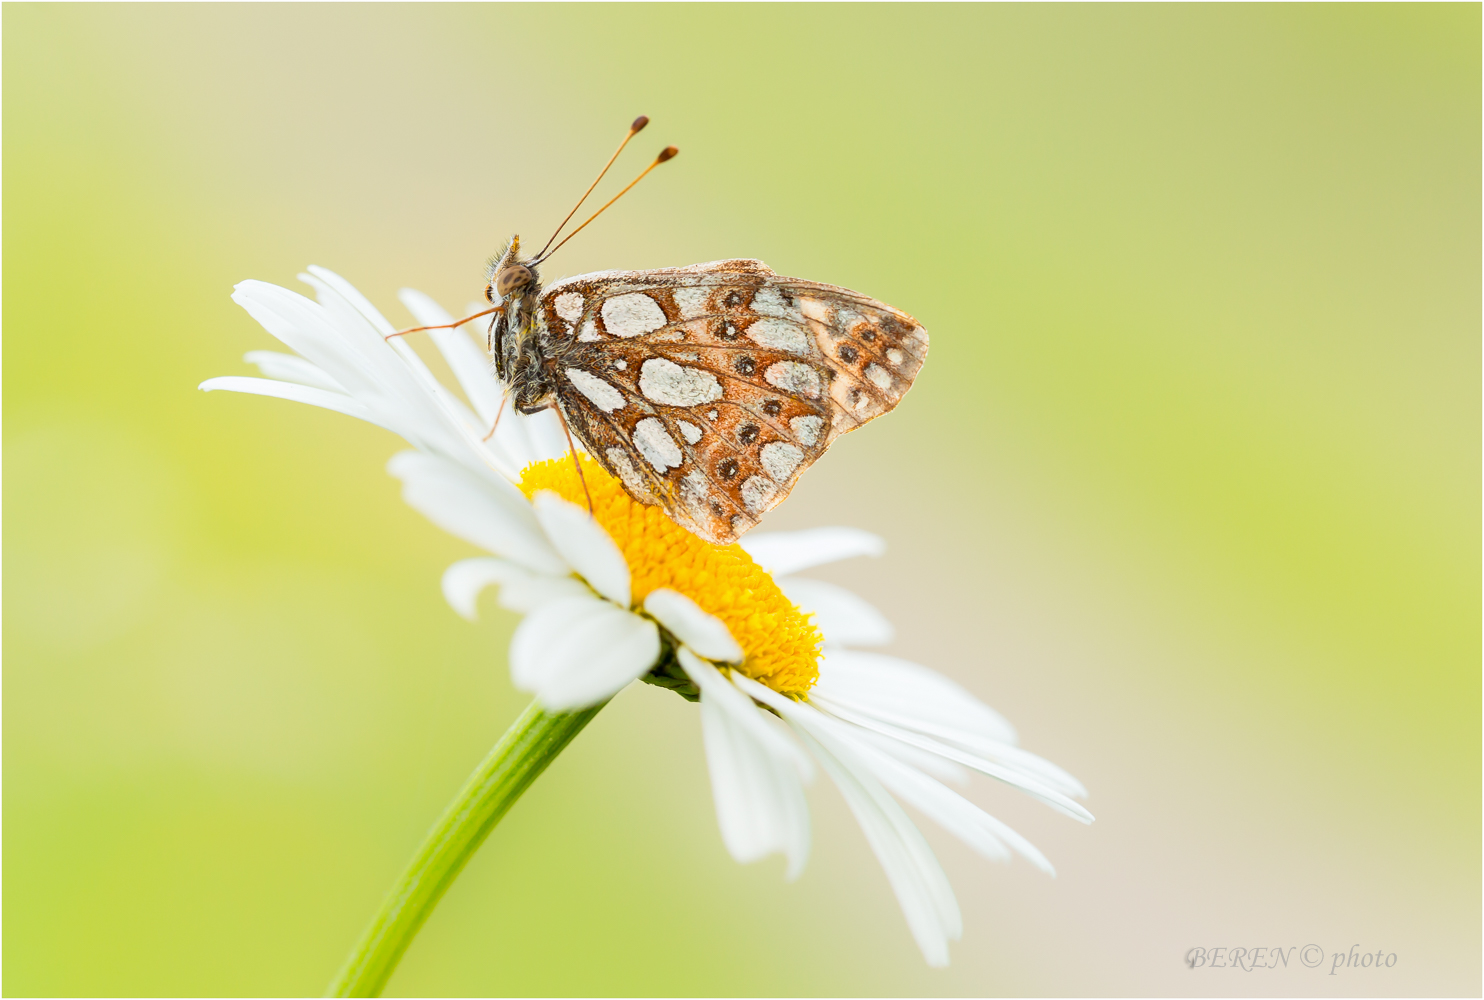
<box><xmin>202</xmin><ymin>267</ymin><xmax>1092</xmax><ymax>969</ymax></box>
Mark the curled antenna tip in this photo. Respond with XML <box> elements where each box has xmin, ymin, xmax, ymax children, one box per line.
<box><xmin>631</xmin><ymin>115</ymin><xmax>650</xmax><ymax>132</ymax></box>
<box><xmin>657</xmin><ymin>145</ymin><xmax>679</xmax><ymax>163</ymax></box>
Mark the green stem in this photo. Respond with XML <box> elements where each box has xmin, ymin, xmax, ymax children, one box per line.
<box><xmin>327</xmin><ymin>699</ymin><xmax>605</xmax><ymax>998</ymax></box>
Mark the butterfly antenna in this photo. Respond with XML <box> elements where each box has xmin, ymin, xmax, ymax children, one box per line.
<box><xmin>533</xmin><ymin>115</ymin><xmax>651</xmax><ymax>261</ymax></box>
<box><xmin>531</xmin><ymin>146</ymin><xmax>678</xmax><ymax>267</ymax></box>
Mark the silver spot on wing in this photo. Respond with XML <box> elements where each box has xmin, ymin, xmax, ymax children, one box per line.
<box><xmin>602</xmin><ymin>293</ymin><xmax>668</xmax><ymax>338</ymax></box>
<box><xmin>634</xmin><ymin>417</ymin><xmax>683</xmax><ymax>471</ymax></box>
<box><xmin>763</xmin><ymin>360</ymin><xmax>821</xmax><ymax>398</ymax></box>
<box><xmin>639</xmin><ymin>358</ymin><xmax>725</xmax><ymax>407</ymax></box>
<box><xmin>565</xmin><ymin>368</ymin><xmax>625</xmax><ymax>412</ymax></box>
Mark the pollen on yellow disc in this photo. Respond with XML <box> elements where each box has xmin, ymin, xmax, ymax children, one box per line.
<box><xmin>519</xmin><ymin>453</ymin><xmax>822</xmax><ymax>696</ymax></box>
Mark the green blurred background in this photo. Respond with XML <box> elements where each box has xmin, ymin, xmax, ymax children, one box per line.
<box><xmin>5</xmin><ymin>4</ymin><xmax>1478</xmax><ymax>996</ymax></box>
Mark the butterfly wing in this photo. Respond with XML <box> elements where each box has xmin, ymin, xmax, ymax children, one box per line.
<box><xmin>538</xmin><ymin>259</ymin><xmax>928</xmax><ymax>544</ymax></box>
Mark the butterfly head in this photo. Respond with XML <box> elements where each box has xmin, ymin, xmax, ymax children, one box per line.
<box><xmin>485</xmin><ymin>235</ymin><xmax>541</xmax><ymax>305</ymax></box>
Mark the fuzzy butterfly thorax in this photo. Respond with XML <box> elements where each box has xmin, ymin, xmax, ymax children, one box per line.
<box><xmin>488</xmin><ymin>238</ymin><xmax>928</xmax><ymax>546</ymax></box>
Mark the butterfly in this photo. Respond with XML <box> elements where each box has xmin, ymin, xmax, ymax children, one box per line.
<box><xmin>396</xmin><ymin>118</ymin><xmax>928</xmax><ymax>546</ymax></box>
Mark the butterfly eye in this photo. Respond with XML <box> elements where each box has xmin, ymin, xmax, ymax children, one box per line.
<box><xmin>495</xmin><ymin>264</ymin><xmax>534</xmax><ymax>298</ymax></box>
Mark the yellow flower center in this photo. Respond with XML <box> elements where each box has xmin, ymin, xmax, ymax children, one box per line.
<box><xmin>519</xmin><ymin>454</ymin><xmax>821</xmax><ymax>696</ymax></box>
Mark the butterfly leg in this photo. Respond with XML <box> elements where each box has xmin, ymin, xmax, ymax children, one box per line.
<box><xmin>385</xmin><ymin>305</ymin><xmax>502</xmax><ymax>341</ymax></box>
<box><xmin>481</xmin><ymin>394</ymin><xmax>509</xmax><ymax>442</ymax></box>
<box><xmin>554</xmin><ymin>404</ymin><xmax>596</xmax><ymax>515</ymax></box>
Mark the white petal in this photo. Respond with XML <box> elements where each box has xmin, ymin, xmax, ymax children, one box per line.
<box><xmin>681</xmin><ymin>650</ymin><xmax>812</xmax><ymax>780</ymax></box>
<box><xmin>811</xmin><ymin>697</ymin><xmax>1093</xmax><ymax>823</ymax></box>
<box><xmin>232</xmin><ymin>279</ymin><xmax>368</xmax><ymax>364</ymax></box>
<box><xmin>850</xmin><ymin>725</ymin><xmax>973</xmax><ymax>785</ymax></box>
<box><xmin>509</xmin><ymin>596</ymin><xmax>659</xmax><ymax>711</ymax></box>
<box><xmin>441</xmin><ymin>557</ymin><xmax>508</xmax><ymax>620</ymax></box>
<box><xmin>732</xmin><ymin>676</ymin><xmax>963</xmax><ymax>964</ymax></box>
<box><xmin>740</xmin><ymin>527</ymin><xmax>885</xmax><ymax>575</ymax></box>
<box><xmin>234</xmin><ymin>280</ymin><xmax>405</xmax><ymax>412</ymax></box>
<box><xmin>645</xmin><ymin>590</ymin><xmax>744</xmax><ymax>663</ymax></box>
<box><xmin>440</xmin><ymin>557</ymin><xmax>589</xmax><ymax>619</ymax></box>
<box><xmin>242</xmin><ymin>350</ymin><xmax>346</xmax><ymax>392</ymax></box>
<box><xmin>532</xmin><ymin>491</ymin><xmax>631</xmax><ymax>607</ymax></box>
<box><xmin>777</xmin><ymin>577</ymin><xmax>895</xmax><ymax>647</ymax></box>
<box><xmin>882</xmin><ymin>764</ymin><xmax>1054</xmax><ymax>874</ymax></box>
<box><xmin>836</xmin><ymin>702</ymin><xmax>1087</xmax><ymax>799</ymax></box>
<box><xmin>700</xmin><ymin>699</ymin><xmax>804</xmax><ymax>872</ymax></box>
<box><xmin>298</xmin><ymin>269</ymin><xmax>434</xmax><ymax>391</ymax></box>
<box><xmin>743</xmin><ymin>672</ymin><xmax>1089</xmax><ymax>821</ymax></box>
<box><xmin>820</xmin><ymin>720</ymin><xmax>1056</xmax><ymax>874</ymax></box>
<box><xmin>814</xmin><ymin>649</ymin><xmax>1018</xmax><ymax>744</ymax></box>
<box><xmin>198</xmin><ymin>376</ymin><xmax>384</xmax><ymax>428</ymax></box>
<box><xmin>794</xmin><ymin>724</ymin><xmax>960</xmax><ymax>967</ymax></box>
<box><xmin>388</xmin><ymin>451</ymin><xmax>566</xmax><ymax>575</ymax></box>
<box><xmin>227</xmin><ymin>274</ymin><xmax>523</xmax><ymax>509</ymax></box>
<box><xmin>305</xmin><ymin>265</ymin><xmax>398</xmax><ymax>335</ymax></box>
<box><xmin>735</xmin><ymin>676</ymin><xmax>1056</xmax><ymax>871</ymax></box>
<box><xmin>234</xmin><ymin>279</ymin><xmax>473</xmax><ymax>463</ymax></box>
<box><xmin>813</xmin><ymin>652</ymin><xmax>1086</xmax><ymax>800</ymax></box>
<box><xmin>692</xmin><ymin>657</ymin><xmax>811</xmax><ymax>879</ymax></box>
<box><xmin>299</xmin><ymin>271</ymin><xmax>520</xmax><ymax>480</ymax></box>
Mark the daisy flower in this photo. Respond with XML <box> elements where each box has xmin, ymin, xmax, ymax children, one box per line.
<box><xmin>201</xmin><ymin>267</ymin><xmax>1091</xmax><ymax>986</ymax></box>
